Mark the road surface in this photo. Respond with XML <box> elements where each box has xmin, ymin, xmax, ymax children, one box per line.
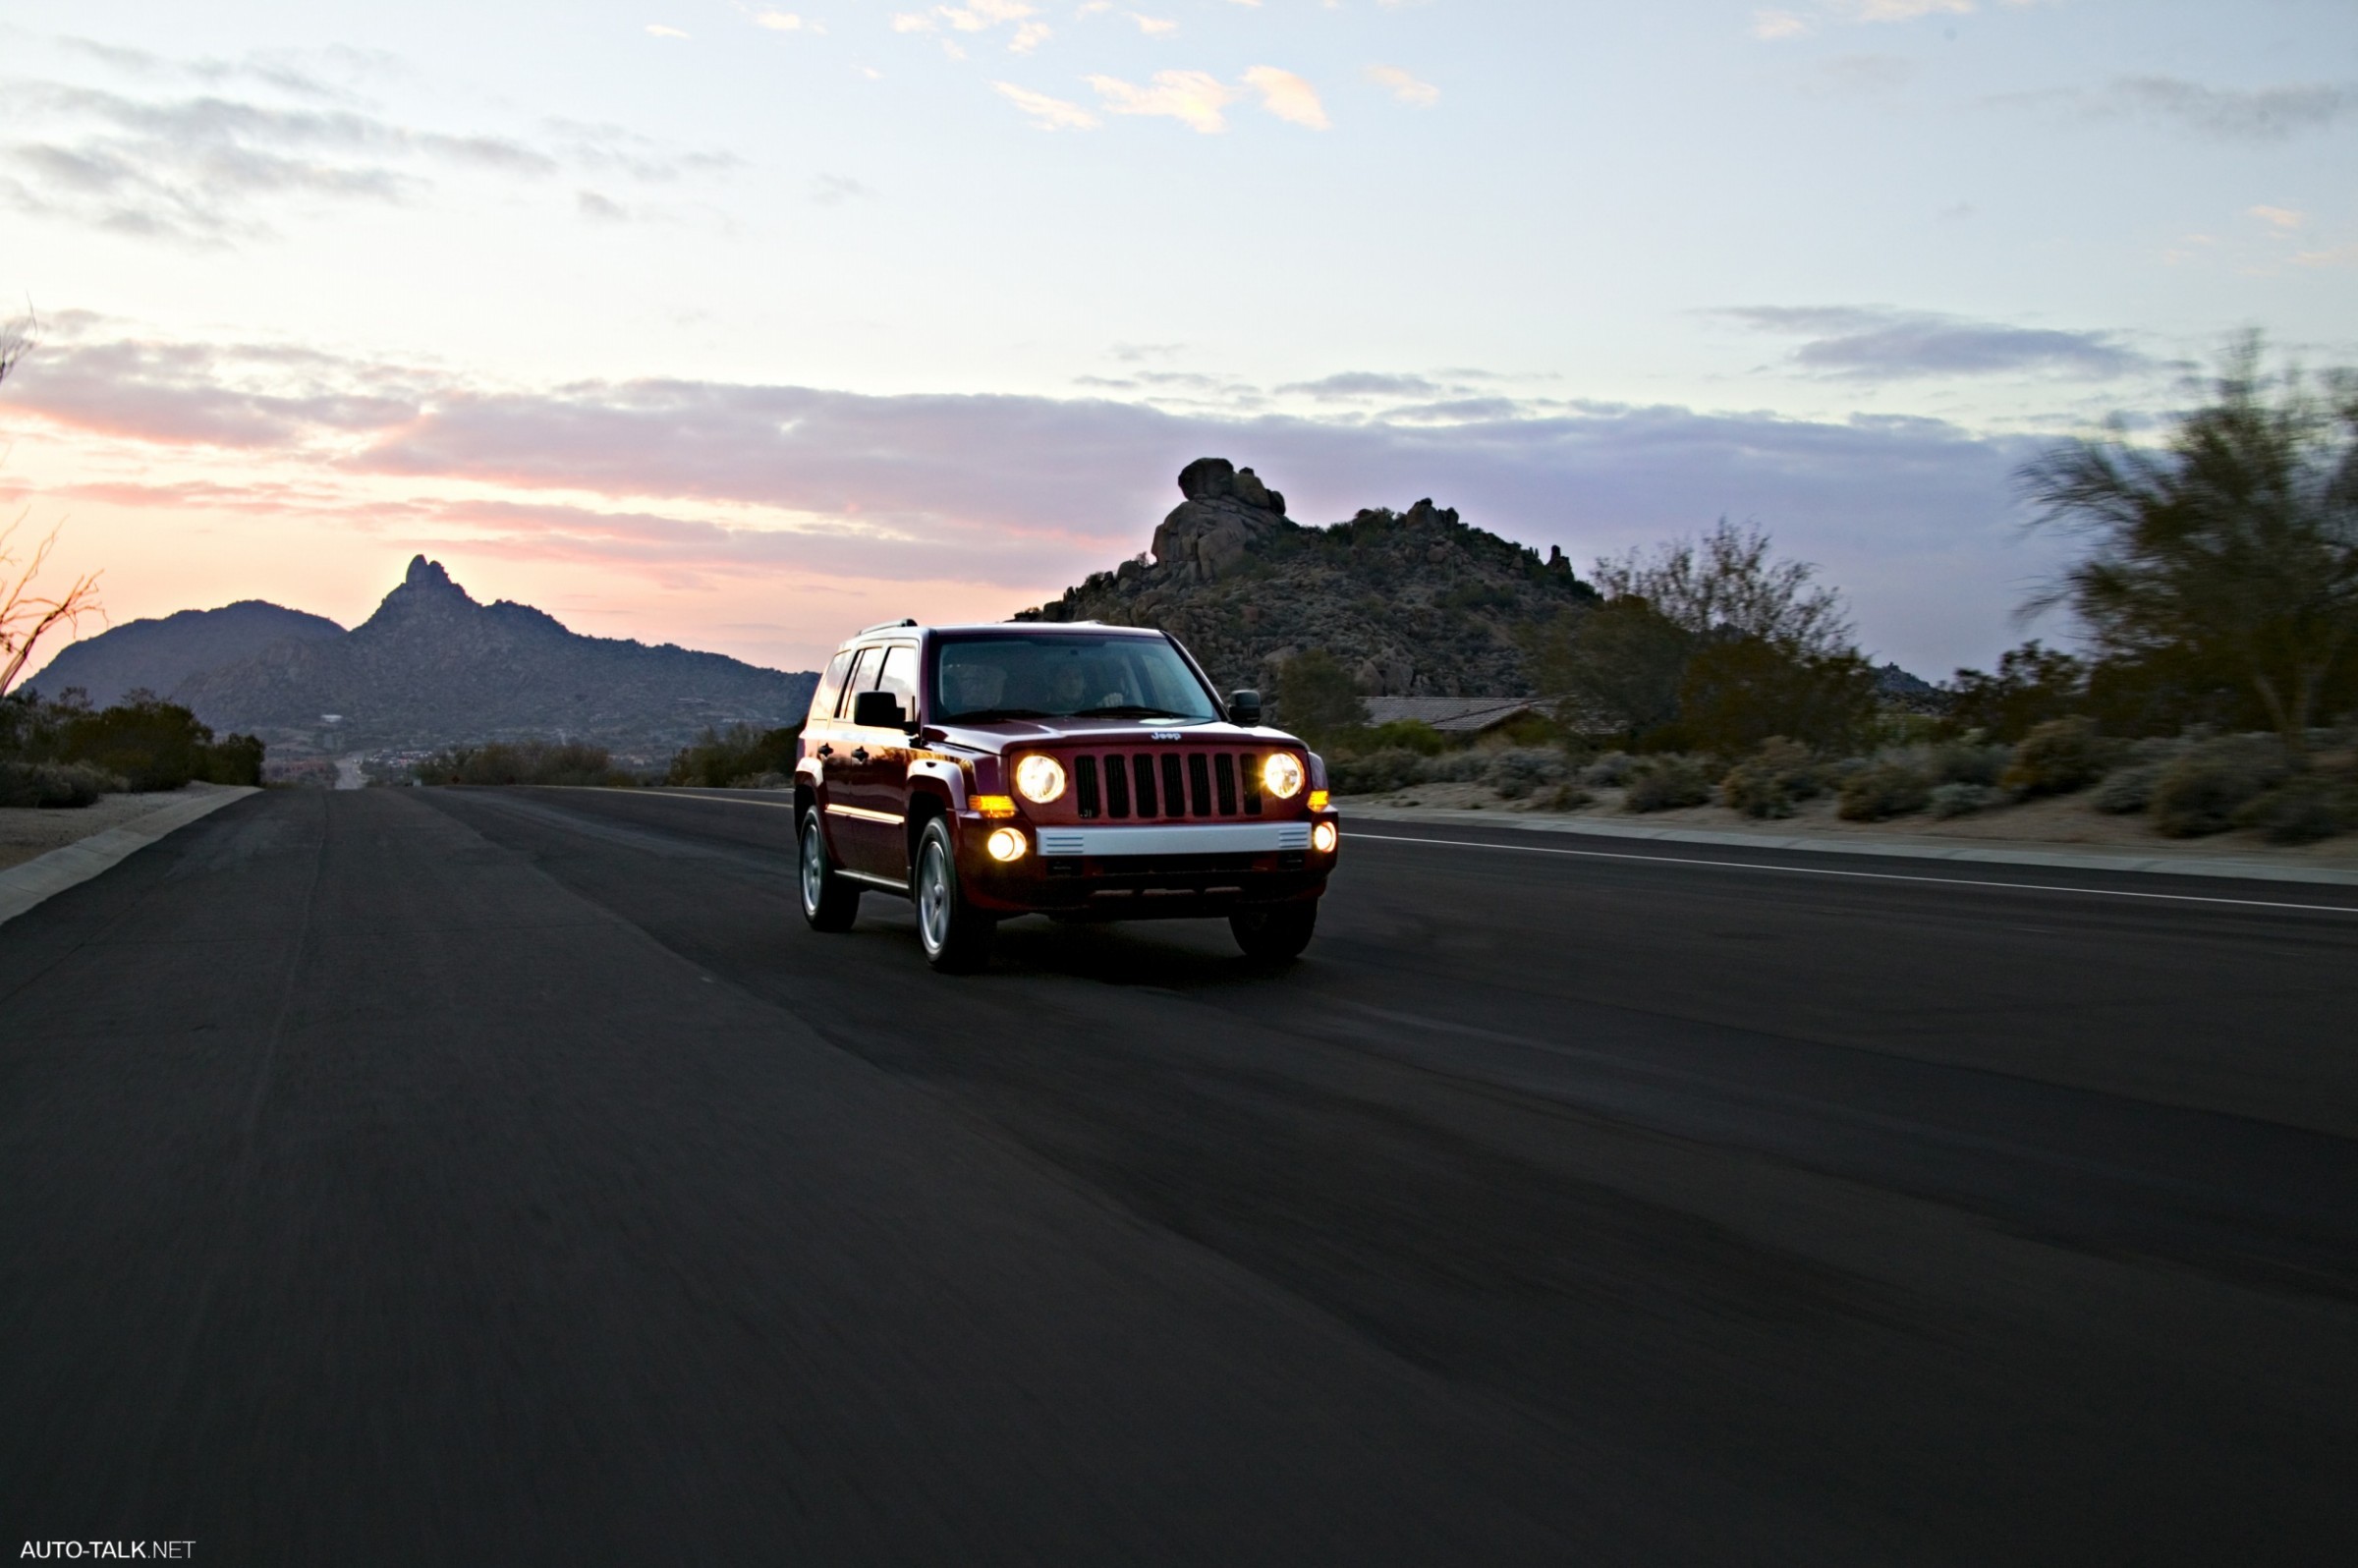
<box><xmin>4</xmin><ymin>786</ymin><xmax>2355</xmax><ymax>1564</ymax></box>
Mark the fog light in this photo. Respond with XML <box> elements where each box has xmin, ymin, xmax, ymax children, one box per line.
<box><xmin>1262</xmin><ymin>753</ymin><xmax>1305</xmax><ymax>799</ymax></box>
<box><xmin>985</xmin><ymin>826</ymin><xmax>1028</xmax><ymax>863</ymax></box>
<box><xmin>972</xmin><ymin>794</ymin><xmax>1017</xmax><ymax>817</ymax></box>
<box><xmin>1312</xmin><ymin>821</ymin><xmax>1338</xmax><ymax>854</ymax></box>
<box><xmin>1014</xmin><ymin>755</ymin><xmax>1066</xmax><ymax>804</ymax></box>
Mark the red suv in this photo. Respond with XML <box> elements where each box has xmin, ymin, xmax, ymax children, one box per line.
<box><xmin>794</xmin><ymin>621</ymin><xmax>1339</xmax><ymax>971</ymax></box>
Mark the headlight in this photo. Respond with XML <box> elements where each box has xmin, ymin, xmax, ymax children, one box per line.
<box><xmin>1014</xmin><ymin>755</ymin><xmax>1066</xmax><ymax>804</ymax></box>
<box><xmin>1312</xmin><ymin>821</ymin><xmax>1338</xmax><ymax>853</ymax></box>
<box><xmin>1262</xmin><ymin>753</ymin><xmax>1305</xmax><ymax>800</ymax></box>
<box><xmin>985</xmin><ymin>826</ymin><xmax>1028</xmax><ymax>862</ymax></box>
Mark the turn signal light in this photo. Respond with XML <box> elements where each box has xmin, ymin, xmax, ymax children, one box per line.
<box><xmin>985</xmin><ymin>826</ymin><xmax>1029</xmax><ymax>863</ymax></box>
<box><xmin>1308</xmin><ymin>789</ymin><xmax>1329</xmax><ymax>811</ymax></box>
<box><xmin>1312</xmin><ymin>821</ymin><xmax>1338</xmax><ymax>854</ymax></box>
<box><xmin>972</xmin><ymin>794</ymin><xmax>1017</xmax><ymax>817</ymax></box>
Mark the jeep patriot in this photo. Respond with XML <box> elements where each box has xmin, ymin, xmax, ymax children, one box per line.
<box><xmin>795</xmin><ymin>620</ymin><xmax>1339</xmax><ymax>970</ymax></box>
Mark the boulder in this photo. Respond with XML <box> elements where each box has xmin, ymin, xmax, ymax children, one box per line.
<box><xmin>1151</xmin><ymin>457</ymin><xmax>1291</xmax><ymax>583</ymax></box>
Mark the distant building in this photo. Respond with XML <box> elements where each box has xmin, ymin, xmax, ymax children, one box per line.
<box><xmin>1361</xmin><ymin>697</ymin><xmax>1550</xmax><ymax>736</ymax></box>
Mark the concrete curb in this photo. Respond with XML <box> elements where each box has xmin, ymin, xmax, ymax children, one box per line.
<box><xmin>0</xmin><ymin>786</ymin><xmax>259</xmax><ymax>928</ymax></box>
<box><xmin>1339</xmin><ymin>805</ymin><xmax>2358</xmax><ymax>887</ymax></box>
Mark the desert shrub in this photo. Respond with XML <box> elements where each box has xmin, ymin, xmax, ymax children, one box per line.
<box><xmin>1366</xmin><ymin>719</ymin><xmax>1447</xmax><ymax>756</ymax></box>
<box><xmin>196</xmin><ymin>733</ymin><xmax>265</xmax><ymax>786</ymax></box>
<box><xmin>51</xmin><ymin>696</ymin><xmax>213</xmax><ymax>791</ymax></box>
<box><xmin>1328</xmin><ymin>748</ymin><xmax>1426</xmax><ymax>796</ymax></box>
<box><xmin>0</xmin><ymin>759</ymin><xmax>119</xmax><ymax>809</ymax></box>
<box><xmin>1929</xmin><ymin>782</ymin><xmax>2003</xmax><ymax>818</ymax></box>
<box><xmin>421</xmin><ymin>740</ymin><xmax>619</xmax><ymax>787</ymax></box>
<box><xmin>1534</xmin><ymin>781</ymin><xmax>1595</xmax><ymax>812</ymax></box>
<box><xmin>1837</xmin><ymin>760</ymin><xmax>1933</xmax><ymax>821</ymax></box>
<box><xmin>2000</xmin><ymin>716</ymin><xmax>2107</xmax><ymax>797</ymax></box>
<box><xmin>2091</xmin><ymin>764</ymin><xmax>2163</xmax><ymax>814</ymax></box>
<box><xmin>1488</xmin><ymin>748</ymin><xmax>1569</xmax><ymax>800</ymax></box>
<box><xmin>1418</xmin><ymin>751</ymin><xmax>1491</xmax><ymax>784</ymax></box>
<box><xmin>1582</xmin><ymin>751</ymin><xmax>1635</xmax><ymax>787</ymax></box>
<box><xmin>665</xmin><ymin>723</ymin><xmax>800</xmax><ymax>788</ymax></box>
<box><xmin>2231</xmin><ymin>775</ymin><xmax>2352</xmax><ymax>845</ymax></box>
<box><xmin>2151</xmin><ymin>737</ymin><xmax>2291</xmax><ymax>837</ymax></box>
<box><xmin>1717</xmin><ymin>736</ymin><xmax>1820</xmax><ymax>819</ymax></box>
<box><xmin>1272</xmin><ymin>648</ymin><xmax>1370</xmax><ymax>740</ymax></box>
<box><xmin>1928</xmin><ymin>740</ymin><xmax>2009</xmax><ymax>787</ymax></box>
<box><xmin>1624</xmin><ymin>756</ymin><xmax>1713</xmax><ymax>812</ymax></box>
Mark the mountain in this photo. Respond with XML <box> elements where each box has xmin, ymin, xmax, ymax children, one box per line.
<box><xmin>1015</xmin><ymin>457</ymin><xmax>1598</xmax><ymax>700</ymax></box>
<box><xmin>28</xmin><ymin>600</ymin><xmax>345</xmax><ymax>709</ymax></box>
<box><xmin>172</xmin><ymin>556</ymin><xmax>817</xmax><ymax>756</ymax></box>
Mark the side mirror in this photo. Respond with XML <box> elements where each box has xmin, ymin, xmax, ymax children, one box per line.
<box><xmin>1227</xmin><ymin>689</ymin><xmax>1263</xmax><ymax>726</ymax></box>
<box><xmin>852</xmin><ymin>690</ymin><xmax>911</xmax><ymax>729</ymax></box>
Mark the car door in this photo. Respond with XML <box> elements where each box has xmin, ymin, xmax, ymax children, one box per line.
<box><xmin>816</xmin><ymin>644</ymin><xmax>886</xmax><ymax>869</ymax></box>
<box><xmin>834</xmin><ymin>643</ymin><xmax>921</xmax><ymax>879</ymax></box>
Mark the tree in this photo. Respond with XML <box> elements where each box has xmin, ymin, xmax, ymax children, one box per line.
<box><xmin>1272</xmin><ymin>648</ymin><xmax>1369</xmax><ymax>739</ymax></box>
<box><xmin>0</xmin><ymin>309</ymin><xmax>104</xmax><ymax>695</ymax></box>
<box><xmin>1593</xmin><ymin>519</ymin><xmax>1854</xmax><ymax>658</ymax></box>
<box><xmin>2017</xmin><ymin>334</ymin><xmax>2358</xmax><ymax>757</ymax></box>
<box><xmin>1531</xmin><ymin>596</ymin><xmax>1693</xmax><ymax>741</ymax></box>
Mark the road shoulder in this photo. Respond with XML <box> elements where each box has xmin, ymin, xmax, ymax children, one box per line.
<box><xmin>0</xmin><ymin>784</ymin><xmax>258</xmax><ymax>926</ymax></box>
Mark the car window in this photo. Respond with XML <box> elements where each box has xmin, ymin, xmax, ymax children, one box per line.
<box><xmin>836</xmin><ymin>646</ymin><xmax>880</xmax><ymax>717</ymax></box>
<box><xmin>875</xmin><ymin>644</ymin><xmax>919</xmax><ymax>713</ymax></box>
<box><xmin>930</xmin><ymin>633</ymin><xmax>1221</xmax><ymax>722</ymax></box>
<box><xmin>809</xmin><ymin>649</ymin><xmax>855</xmax><ymax>725</ymax></box>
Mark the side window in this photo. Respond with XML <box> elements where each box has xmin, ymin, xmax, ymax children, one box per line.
<box><xmin>836</xmin><ymin>646</ymin><xmax>880</xmax><ymax>717</ymax></box>
<box><xmin>875</xmin><ymin>645</ymin><xmax>919</xmax><ymax>717</ymax></box>
<box><xmin>808</xmin><ymin>649</ymin><xmax>855</xmax><ymax>726</ymax></box>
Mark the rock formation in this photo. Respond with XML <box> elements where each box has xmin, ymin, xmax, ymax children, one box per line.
<box><xmin>1018</xmin><ymin>459</ymin><xmax>1597</xmax><ymax>704</ymax></box>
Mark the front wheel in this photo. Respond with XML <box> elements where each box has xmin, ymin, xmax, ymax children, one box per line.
<box><xmin>914</xmin><ymin>817</ymin><xmax>994</xmax><ymax>973</ymax></box>
<box><xmin>1230</xmin><ymin>902</ymin><xmax>1317</xmax><ymax>962</ymax></box>
<box><xmin>800</xmin><ymin>808</ymin><xmax>860</xmax><ymax>931</ymax></box>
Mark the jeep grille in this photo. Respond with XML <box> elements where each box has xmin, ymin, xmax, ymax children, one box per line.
<box><xmin>1071</xmin><ymin>751</ymin><xmax>1266</xmax><ymax>820</ymax></box>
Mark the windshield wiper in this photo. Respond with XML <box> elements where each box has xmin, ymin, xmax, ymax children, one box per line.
<box><xmin>940</xmin><ymin>706</ymin><xmax>1053</xmax><ymax>722</ymax></box>
<box><xmin>1073</xmin><ymin>704</ymin><xmax>1195</xmax><ymax>719</ymax></box>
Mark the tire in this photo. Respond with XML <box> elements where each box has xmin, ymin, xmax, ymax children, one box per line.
<box><xmin>913</xmin><ymin>817</ymin><xmax>994</xmax><ymax>973</ymax></box>
<box><xmin>1230</xmin><ymin>902</ymin><xmax>1317</xmax><ymax>962</ymax></box>
<box><xmin>800</xmin><ymin>808</ymin><xmax>861</xmax><ymax>931</ymax></box>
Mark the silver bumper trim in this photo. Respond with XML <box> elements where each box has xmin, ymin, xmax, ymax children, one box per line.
<box><xmin>1036</xmin><ymin>822</ymin><xmax>1311</xmax><ymax>857</ymax></box>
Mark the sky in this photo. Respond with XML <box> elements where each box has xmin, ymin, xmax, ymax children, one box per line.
<box><xmin>2</xmin><ymin>0</ymin><xmax>2353</xmax><ymax>681</ymax></box>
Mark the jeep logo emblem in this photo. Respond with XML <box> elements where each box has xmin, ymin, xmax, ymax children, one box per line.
<box><xmin>1151</xmin><ymin>731</ymin><xmax>1184</xmax><ymax>741</ymax></box>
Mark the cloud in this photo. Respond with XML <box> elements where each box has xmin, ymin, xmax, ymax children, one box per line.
<box><xmin>1129</xmin><ymin>14</ymin><xmax>1178</xmax><ymax>35</ymax></box>
<box><xmin>898</xmin><ymin>1</ymin><xmax>1045</xmax><ymax>50</ymax></box>
<box><xmin>1364</xmin><ymin>65</ymin><xmax>1439</xmax><ymax>108</ymax></box>
<box><xmin>753</xmin><ymin>11</ymin><xmax>814</xmax><ymax>31</ymax></box>
<box><xmin>1825</xmin><ymin>0</ymin><xmax>1972</xmax><ymax>20</ymax></box>
<box><xmin>577</xmin><ymin>190</ymin><xmax>628</xmax><ymax>222</ymax></box>
<box><xmin>2248</xmin><ymin>205</ymin><xmax>2304</xmax><ymax>232</ymax></box>
<box><xmin>1752</xmin><ymin>10</ymin><xmax>1811</xmax><ymax>39</ymax></box>
<box><xmin>1995</xmin><ymin>77</ymin><xmax>2358</xmax><ymax>143</ymax></box>
<box><xmin>1086</xmin><ymin>71</ymin><xmax>1238</xmax><ymax>133</ymax></box>
<box><xmin>645</xmin><ymin>25</ymin><xmax>692</xmax><ymax>39</ymax></box>
<box><xmin>0</xmin><ymin>75</ymin><xmax>730</xmax><ymax>244</ymax></box>
<box><xmin>1720</xmin><ymin>307</ymin><xmax>2156</xmax><ymax>379</ymax></box>
<box><xmin>0</xmin><ymin>323</ymin><xmax>2064</xmax><ymax>668</ymax></box>
<box><xmin>1278</xmin><ymin>371</ymin><xmax>1448</xmax><ymax>400</ymax></box>
<box><xmin>1243</xmin><ymin>67</ymin><xmax>1328</xmax><ymax>130</ymax></box>
<box><xmin>992</xmin><ymin>83</ymin><xmax>1100</xmax><ymax>131</ymax></box>
<box><xmin>811</xmin><ymin>173</ymin><xmax>875</xmax><ymax>204</ymax></box>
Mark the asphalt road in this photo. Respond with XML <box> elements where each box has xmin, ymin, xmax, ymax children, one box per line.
<box><xmin>5</xmin><ymin>786</ymin><xmax>2356</xmax><ymax>1564</ymax></box>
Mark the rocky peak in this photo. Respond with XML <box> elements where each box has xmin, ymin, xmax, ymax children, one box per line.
<box><xmin>1153</xmin><ymin>458</ymin><xmax>1290</xmax><ymax>584</ymax></box>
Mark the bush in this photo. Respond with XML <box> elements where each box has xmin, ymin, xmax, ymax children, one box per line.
<box><xmin>196</xmin><ymin>733</ymin><xmax>265</xmax><ymax>787</ymax></box>
<box><xmin>1929</xmin><ymin>782</ymin><xmax>2002</xmax><ymax>818</ymax></box>
<box><xmin>1582</xmin><ymin>751</ymin><xmax>1635</xmax><ymax>787</ymax></box>
<box><xmin>2000</xmin><ymin>716</ymin><xmax>2107</xmax><ymax>797</ymax></box>
<box><xmin>1534</xmin><ymin>781</ymin><xmax>1595</xmax><ymax>812</ymax></box>
<box><xmin>1928</xmin><ymin>740</ymin><xmax>2009</xmax><ymax>788</ymax></box>
<box><xmin>1487</xmin><ymin>748</ymin><xmax>1569</xmax><ymax>800</ymax></box>
<box><xmin>420</xmin><ymin>741</ymin><xmax>620</xmax><ymax>787</ymax></box>
<box><xmin>1623</xmin><ymin>756</ymin><xmax>1713</xmax><ymax>812</ymax></box>
<box><xmin>1837</xmin><ymin>761</ymin><xmax>1933</xmax><ymax>821</ymax></box>
<box><xmin>2091</xmin><ymin>764</ymin><xmax>2163</xmax><ymax>814</ymax></box>
<box><xmin>2151</xmin><ymin>737</ymin><xmax>2291</xmax><ymax>837</ymax></box>
<box><xmin>53</xmin><ymin>696</ymin><xmax>214</xmax><ymax>791</ymax></box>
<box><xmin>1718</xmin><ymin>736</ymin><xmax>1820</xmax><ymax>819</ymax></box>
<box><xmin>0</xmin><ymin>758</ymin><xmax>119</xmax><ymax>809</ymax></box>
<box><xmin>2231</xmin><ymin>775</ymin><xmax>2352</xmax><ymax>845</ymax></box>
<box><xmin>665</xmin><ymin>723</ymin><xmax>800</xmax><ymax>788</ymax></box>
<box><xmin>1328</xmin><ymin>748</ymin><xmax>1426</xmax><ymax>796</ymax></box>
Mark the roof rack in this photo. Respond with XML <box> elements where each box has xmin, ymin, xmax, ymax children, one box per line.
<box><xmin>856</xmin><ymin>618</ymin><xmax>920</xmax><ymax>635</ymax></box>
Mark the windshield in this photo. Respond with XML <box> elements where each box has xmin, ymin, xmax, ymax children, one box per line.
<box><xmin>930</xmin><ymin>633</ymin><xmax>1222</xmax><ymax>723</ymax></box>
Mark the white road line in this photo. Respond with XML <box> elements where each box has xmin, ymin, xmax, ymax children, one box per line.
<box><xmin>1345</xmin><ymin>829</ymin><xmax>2358</xmax><ymax>917</ymax></box>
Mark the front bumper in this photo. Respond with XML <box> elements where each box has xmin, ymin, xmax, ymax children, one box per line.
<box><xmin>959</xmin><ymin>813</ymin><xmax>1337</xmax><ymax>919</ymax></box>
